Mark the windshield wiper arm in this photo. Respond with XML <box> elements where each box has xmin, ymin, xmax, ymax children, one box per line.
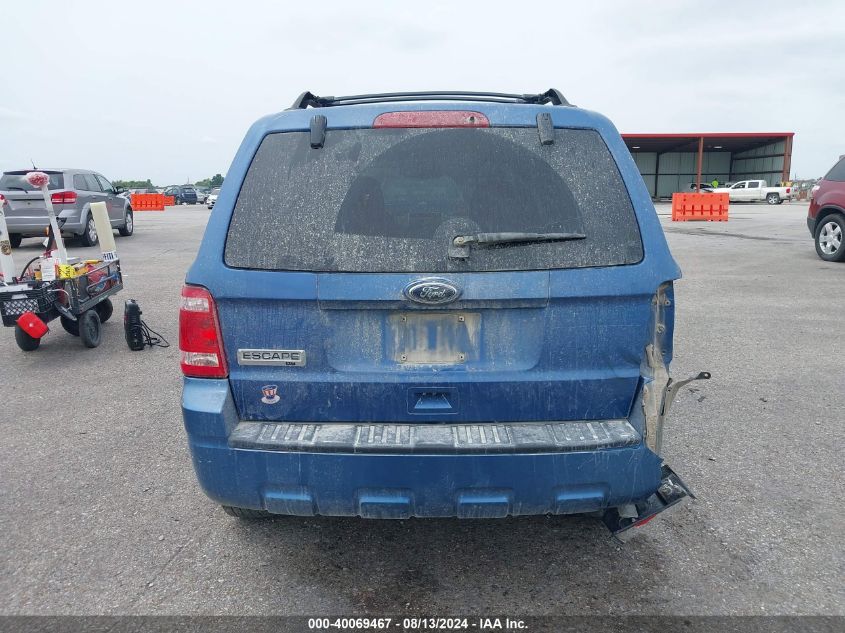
<box><xmin>2</xmin><ymin>186</ymin><xmax>25</xmax><ymax>191</ymax></box>
<box><xmin>450</xmin><ymin>231</ymin><xmax>585</xmax><ymax>258</ymax></box>
<box><xmin>454</xmin><ymin>231</ymin><xmax>586</xmax><ymax>246</ymax></box>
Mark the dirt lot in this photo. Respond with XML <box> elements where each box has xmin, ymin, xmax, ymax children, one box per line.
<box><xmin>0</xmin><ymin>201</ymin><xmax>842</xmax><ymax>615</ymax></box>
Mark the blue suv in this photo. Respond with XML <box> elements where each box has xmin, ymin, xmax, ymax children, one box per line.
<box><xmin>180</xmin><ymin>90</ymin><xmax>707</xmax><ymax>539</ymax></box>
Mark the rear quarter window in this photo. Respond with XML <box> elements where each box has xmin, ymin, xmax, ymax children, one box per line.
<box><xmin>225</xmin><ymin>127</ymin><xmax>643</xmax><ymax>273</ymax></box>
<box><xmin>825</xmin><ymin>157</ymin><xmax>845</xmax><ymax>182</ymax></box>
<box><xmin>83</xmin><ymin>174</ymin><xmax>101</xmax><ymax>192</ymax></box>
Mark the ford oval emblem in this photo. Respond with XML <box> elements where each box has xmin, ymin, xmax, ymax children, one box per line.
<box><xmin>404</xmin><ymin>278</ymin><xmax>461</xmax><ymax>305</ymax></box>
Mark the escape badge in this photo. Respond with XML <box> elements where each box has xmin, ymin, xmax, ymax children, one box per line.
<box><xmin>237</xmin><ymin>349</ymin><xmax>306</xmax><ymax>366</ymax></box>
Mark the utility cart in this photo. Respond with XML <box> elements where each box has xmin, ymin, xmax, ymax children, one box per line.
<box><xmin>0</xmin><ymin>259</ymin><xmax>123</xmax><ymax>351</ymax></box>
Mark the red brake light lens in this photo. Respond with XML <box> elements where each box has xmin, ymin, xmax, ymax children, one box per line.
<box><xmin>179</xmin><ymin>285</ymin><xmax>228</xmax><ymax>378</ymax></box>
<box><xmin>373</xmin><ymin>111</ymin><xmax>489</xmax><ymax>128</ymax></box>
<box><xmin>50</xmin><ymin>191</ymin><xmax>77</xmax><ymax>205</ymax></box>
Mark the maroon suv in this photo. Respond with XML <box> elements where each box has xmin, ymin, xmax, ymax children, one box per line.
<box><xmin>808</xmin><ymin>156</ymin><xmax>845</xmax><ymax>262</ymax></box>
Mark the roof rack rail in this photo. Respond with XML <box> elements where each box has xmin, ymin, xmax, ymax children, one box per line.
<box><xmin>288</xmin><ymin>89</ymin><xmax>571</xmax><ymax>110</ymax></box>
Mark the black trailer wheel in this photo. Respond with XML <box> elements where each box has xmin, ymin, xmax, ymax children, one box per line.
<box><xmin>79</xmin><ymin>310</ymin><xmax>102</xmax><ymax>348</ymax></box>
<box><xmin>61</xmin><ymin>316</ymin><xmax>80</xmax><ymax>336</ymax></box>
<box><xmin>14</xmin><ymin>325</ymin><xmax>41</xmax><ymax>351</ymax></box>
<box><xmin>95</xmin><ymin>298</ymin><xmax>114</xmax><ymax>323</ymax></box>
<box><xmin>10</xmin><ymin>234</ymin><xmax>22</xmax><ymax>248</ymax></box>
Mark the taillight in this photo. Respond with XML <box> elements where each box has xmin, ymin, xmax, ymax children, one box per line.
<box><xmin>373</xmin><ymin>111</ymin><xmax>490</xmax><ymax>128</ymax></box>
<box><xmin>50</xmin><ymin>191</ymin><xmax>77</xmax><ymax>205</ymax></box>
<box><xmin>786</xmin><ymin>188</ymin><xmax>791</xmax><ymax>194</ymax></box>
<box><xmin>179</xmin><ymin>285</ymin><xmax>228</xmax><ymax>378</ymax></box>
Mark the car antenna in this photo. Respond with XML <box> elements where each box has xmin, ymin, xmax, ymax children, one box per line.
<box><xmin>30</xmin><ymin>158</ymin><xmax>37</xmax><ymax>169</ymax></box>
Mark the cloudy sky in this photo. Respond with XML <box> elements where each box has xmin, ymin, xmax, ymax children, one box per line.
<box><xmin>2</xmin><ymin>0</ymin><xmax>843</xmax><ymax>184</ymax></box>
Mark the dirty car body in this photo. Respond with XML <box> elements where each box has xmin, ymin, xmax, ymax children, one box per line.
<box><xmin>181</xmin><ymin>90</ymin><xmax>702</xmax><ymax>536</ymax></box>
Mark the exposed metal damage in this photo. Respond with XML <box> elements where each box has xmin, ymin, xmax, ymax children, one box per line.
<box><xmin>641</xmin><ymin>283</ymin><xmax>710</xmax><ymax>455</ymax></box>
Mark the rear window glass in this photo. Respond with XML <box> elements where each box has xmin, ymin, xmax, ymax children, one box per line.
<box><xmin>84</xmin><ymin>174</ymin><xmax>101</xmax><ymax>192</ymax></box>
<box><xmin>825</xmin><ymin>158</ymin><xmax>845</xmax><ymax>182</ymax></box>
<box><xmin>225</xmin><ymin>127</ymin><xmax>642</xmax><ymax>272</ymax></box>
<box><xmin>0</xmin><ymin>172</ymin><xmax>64</xmax><ymax>191</ymax></box>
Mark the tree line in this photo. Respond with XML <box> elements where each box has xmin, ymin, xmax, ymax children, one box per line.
<box><xmin>113</xmin><ymin>174</ymin><xmax>224</xmax><ymax>190</ymax></box>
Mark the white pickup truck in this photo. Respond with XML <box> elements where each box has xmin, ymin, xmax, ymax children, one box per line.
<box><xmin>708</xmin><ymin>180</ymin><xmax>794</xmax><ymax>205</ymax></box>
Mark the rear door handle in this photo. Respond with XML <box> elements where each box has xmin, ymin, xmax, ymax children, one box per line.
<box><xmin>414</xmin><ymin>392</ymin><xmax>452</xmax><ymax>411</ymax></box>
<box><xmin>407</xmin><ymin>388</ymin><xmax>459</xmax><ymax>414</ymax></box>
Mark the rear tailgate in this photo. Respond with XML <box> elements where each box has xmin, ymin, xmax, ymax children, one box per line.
<box><xmin>1</xmin><ymin>190</ymin><xmax>49</xmax><ymax>218</ymax></box>
<box><xmin>215</xmin><ymin>268</ymin><xmax>652</xmax><ymax>423</ymax></box>
<box><xmin>0</xmin><ymin>171</ymin><xmax>64</xmax><ymax>224</ymax></box>
<box><xmin>210</xmin><ymin>122</ymin><xmax>656</xmax><ymax>425</ymax></box>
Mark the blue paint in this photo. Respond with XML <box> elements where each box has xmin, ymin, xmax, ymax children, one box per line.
<box><xmin>263</xmin><ymin>486</ymin><xmax>315</xmax><ymax>516</ymax></box>
<box><xmin>182</xmin><ymin>98</ymin><xmax>680</xmax><ymax>517</ymax></box>
<box><xmin>183</xmin><ymin>378</ymin><xmax>664</xmax><ymax>516</ymax></box>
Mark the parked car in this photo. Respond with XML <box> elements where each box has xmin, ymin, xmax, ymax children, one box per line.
<box><xmin>688</xmin><ymin>182</ymin><xmax>714</xmax><ymax>192</ymax></box>
<box><xmin>195</xmin><ymin>189</ymin><xmax>209</xmax><ymax>204</ymax></box>
<box><xmin>180</xmin><ymin>89</ymin><xmax>705</xmax><ymax>537</ymax></box>
<box><xmin>205</xmin><ymin>187</ymin><xmax>220</xmax><ymax>209</ymax></box>
<box><xmin>807</xmin><ymin>156</ymin><xmax>845</xmax><ymax>262</ymax></box>
<box><xmin>164</xmin><ymin>185</ymin><xmax>198</xmax><ymax>205</ymax></box>
<box><xmin>0</xmin><ymin>168</ymin><xmax>133</xmax><ymax>247</ymax></box>
<box><xmin>118</xmin><ymin>188</ymin><xmax>147</xmax><ymax>200</ymax></box>
<box><xmin>707</xmin><ymin>179</ymin><xmax>794</xmax><ymax>204</ymax></box>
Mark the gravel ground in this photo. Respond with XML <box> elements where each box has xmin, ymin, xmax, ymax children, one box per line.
<box><xmin>0</xmin><ymin>201</ymin><xmax>842</xmax><ymax>616</ymax></box>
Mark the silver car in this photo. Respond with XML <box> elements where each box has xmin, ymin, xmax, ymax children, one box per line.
<box><xmin>206</xmin><ymin>187</ymin><xmax>220</xmax><ymax>209</ymax></box>
<box><xmin>0</xmin><ymin>168</ymin><xmax>133</xmax><ymax>247</ymax></box>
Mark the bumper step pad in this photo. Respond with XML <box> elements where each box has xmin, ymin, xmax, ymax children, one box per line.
<box><xmin>229</xmin><ymin>419</ymin><xmax>640</xmax><ymax>454</ymax></box>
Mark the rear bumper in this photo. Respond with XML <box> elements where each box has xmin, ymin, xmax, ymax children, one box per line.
<box><xmin>5</xmin><ymin>210</ymin><xmax>84</xmax><ymax>236</ymax></box>
<box><xmin>182</xmin><ymin>378</ymin><xmax>664</xmax><ymax>518</ymax></box>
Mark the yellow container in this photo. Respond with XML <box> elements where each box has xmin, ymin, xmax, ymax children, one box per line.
<box><xmin>57</xmin><ymin>264</ymin><xmax>78</xmax><ymax>279</ymax></box>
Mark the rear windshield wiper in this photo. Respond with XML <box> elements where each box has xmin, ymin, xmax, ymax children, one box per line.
<box><xmin>2</xmin><ymin>186</ymin><xmax>26</xmax><ymax>191</ymax></box>
<box><xmin>450</xmin><ymin>231</ymin><xmax>586</xmax><ymax>258</ymax></box>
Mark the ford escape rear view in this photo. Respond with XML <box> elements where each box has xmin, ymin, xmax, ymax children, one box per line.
<box><xmin>180</xmin><ymin>89</ymin><xmax>708</xmax><ymax>539</ymax></box>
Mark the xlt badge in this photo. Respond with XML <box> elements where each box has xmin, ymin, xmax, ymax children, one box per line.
<box><xmin>237</xmin><ymin>349</ymin><xmax>306</xmax><ymax>367</ymax></box>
